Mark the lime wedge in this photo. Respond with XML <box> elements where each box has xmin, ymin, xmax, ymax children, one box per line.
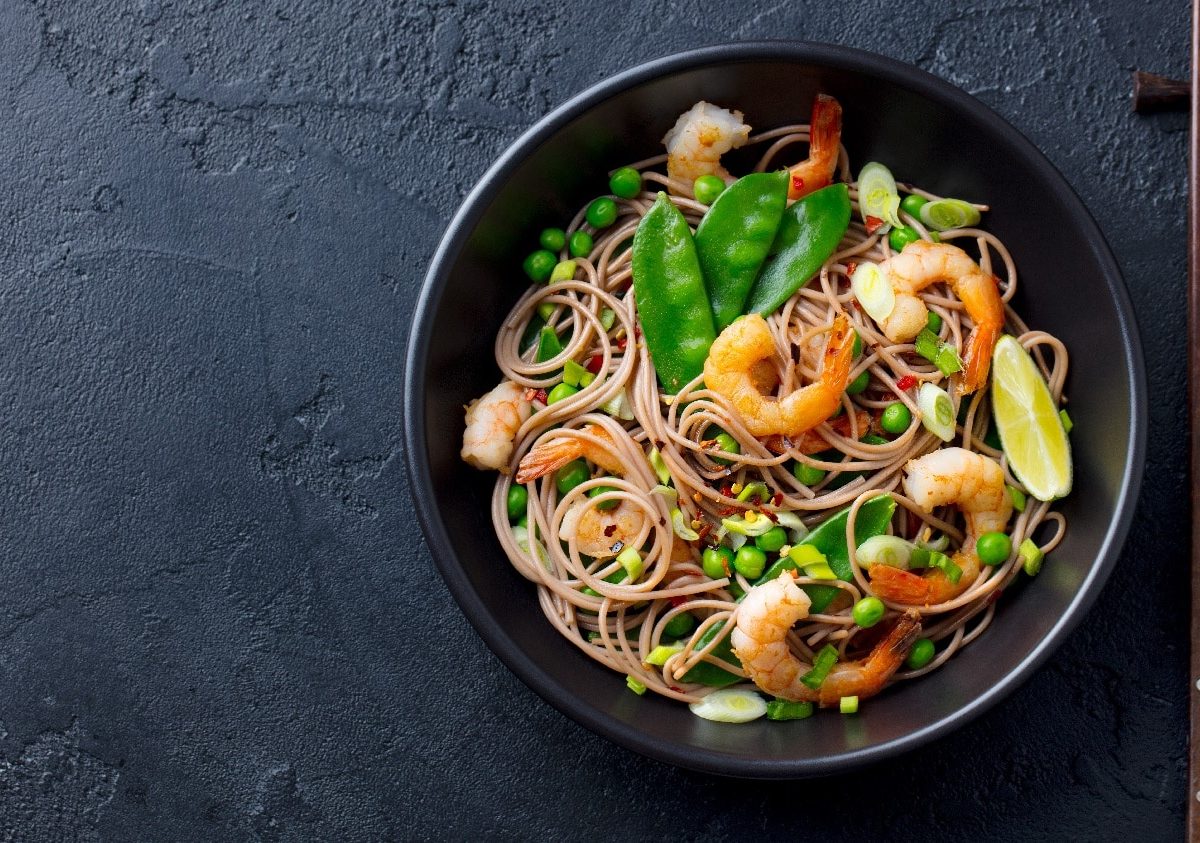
<box><xmin>990</xmin><ymin>335</ymin><xmax>1072</xmax><ymax>501</ymax></box>
<box><xmin>919</xmin><ymin>198</ymin><xmax>982</xmax><ymax>231</ymax></box>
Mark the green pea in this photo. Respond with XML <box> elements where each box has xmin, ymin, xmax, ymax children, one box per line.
<box><xmin>733</xmin><ymin>545</ymin><xmax>767</xmax><ymax>579</ymax></box>
<box><xmin>506</xmin><ymin>484</ymin><xmax>528</xmax><ymax>520</ymax></box>
<box><xmin>608</xmin><ymin>167</ymin><xmax>642</xmax><ymax>199</ymax></box>
<box><xmin>523</xmin><ymin>249</ymin><xmax>556</xmax><ymax>282</ymax></box>
<box><xmin>976</xmin><ymin>531</ymin><xmax>1012</xmax><ymax>566</ymax></box>
<box><xmin>539</xmin><ymin>227</ymin><xmax>566</xmax><ymax>252</ymax></box>
<box><xmin>568</xmin><ymin>230</ymin><xmax>594</xmax><ymax>258</ymax></box>
<box><xmin>880</xmin><ymin>401</ymin><xmax>912</xmax><ymax>434</ymax></box>
<box><xmin>792</xmin><ymin>461</ymin><xmax>826</xmax><ymax>486</ymax></box>
<box><xmin>587</xmin><ymin>484</ymin><xmax>620</xmax><ymax>511</ymax></box>
<box><xmin>555</xmin><ymin>459</ymin><xmax>590</xmax><ymax>495</ymax></box>
<box><xmin>692</xmin><ymin>174</ymin><xmax>726</xmax><ymax>205</ymax></box>
<box><xmin>755</xmin><ymin>526</ymin><xmax>788</xmax><ymax>553</ymax></box>
<box><xmin>888</xmin><ymin>225</ymin><xmax>920</xmax><ymax>253</ymax></box>
<box><xmin>586</xmin><ymin>197</ymin><xmax>618</xmax><ymax>228</ymax></box>
<box><xmin>546</xmin><ymin>383</ymin><xmax>578</xmax><ymax>405</ymax></box>
<box><xmin>852</xmin><ymin>596</ymin><xmax>885</xmax><ymax>628</ymax></box>
<box><xmin>905</xmin><ymin>638</ymin><xmax>935</xmax><ymax>670</ymax></box>
<box><xmin>663</xmin><ymin>611</ymin><xmax>696</xmax><ymax>639</ymax></box>
<box><xmin>712</xmin><ymin>431</ymin><xmax>740</xmax><ymax>465</ymax></box>
<box><xmin>926</xmin><ymin>310</ymin><xmax>943</xmax><ymax>334</ymax></box>
<box><xmin>900</xmin><ymin>193</ymin><xmax>928</xmax><ymax>218</ymax></box>
<box><xmin>702</xmin><ymin>546</ymin><xmax>734</xmax><ymax>579</ymax></box>
<box><xmin>846</xmin><ymin>369</ymin><xmax>870</xmax><ymax>395</ymax></box>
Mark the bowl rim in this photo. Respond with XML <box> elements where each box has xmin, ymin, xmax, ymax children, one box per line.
<box><xmin>403</xmin><ymin>40</ymin><xmax>1147</xmax><ymax>778</ymax></box>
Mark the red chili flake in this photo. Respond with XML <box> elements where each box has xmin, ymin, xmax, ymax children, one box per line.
<box><xmin>533</xmin><ymin>388</ymin><xmax>548</xmax><ymax>404</ymax></box>
<box><xmin>791</xmin><ymin>175</ymin><xmax>805</xmax><ymax>193</ymax></box>
<box><xmin>634</xmin><ymin>325</ymin><xmax>642</xmax><ymax>338</ymax></box>
<box><xmin>717</xmin><ymin>505</ymin><xmax>740</xmax><ymax>517</ymax></box>
<box><xmin>845</xmin><ymin>261</ymin><xmax>858</xmax><ymax>277</ymax></box>
<box><xmin>761</xmin><ymin>509</ymin><xmax>779</xmax><ymax>523</ymax></box>
<box><xmin>669</xmin><ymin>595</ymin><xmax>689</xmax><ymax>608</ymax></box>
<box><xmin>603</xmin><ymin>524</ymin><xmax>617</xmax><ymax>537</ymax></box>
<box><xmin>719</xmin><ymin>483</ymin><xmax>735</xmax><ymax>498</ymax></box>
<box><xmin>669</xmin><ymin>685</ymin><xmax>683</xmax><ymax>693</ymax></box>
<box><xmin>772</xmin><ymin>492</ymin><xmax>784</xmax><ymax>507</ymax></box>
<box><xmin>586</xmin><ymin>354</ymin><xmax>604</xmax><ymax>374</ymax></box>
<box><xmin>895</xmin><ymin>375</ymin><xmax>917</xmax><ymax>392</ymax></box>
<box><xmin>865</xmin><ymin>215</ymin><xmax>884</xmax><ymax>234</ymax></box>
<box><xmin>617</xmin><ymin>336</ymin><xmax>628</xmax><ymax>351</ymax></box>
<box><xmin>696</xmin><ymin>523</ymin><xmax>713</xmax><ymax>542</ymax></box>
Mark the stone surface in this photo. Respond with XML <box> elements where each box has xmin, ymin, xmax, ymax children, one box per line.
<box><xmin>0</xmin><ymin>0</ymin><xmax>1188</xmax><ymax>838</ymax></box>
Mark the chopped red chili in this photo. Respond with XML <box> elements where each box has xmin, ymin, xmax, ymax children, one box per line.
<box><xmin>761</xmin><ymin>509</ymin><xmax>779</xmax><ymax>523</ymax></box>
<box><xmin>669</xmin><ymin>595</ymin><xmax>688</xmax><ymax>608</ymax></box>
<box><xmin>586</xmin><ymin>354</ymin><xmax>604</xmax><ymax>374</ymax></box>
<box><xmin>895</xmin><ymin>375</ymin><xmax>917</xmax><ymax>392</ymax></box>
<box><xmin>791</xmin><ymin>175</ymin><xmax>805</xmax><ymax>193</ymax></box>
<box><xmin>533</xmin><ymin>388</ymin><xmax>548</xmax><ymax>404</ymax></box>
<box><xmin>616</xmin><ymin>336</ymin><xmax>628</xmax><ymax>351</ymax></box>
<box><xmin>603</xmin><ymin>524</ymin><xmax>617</xmax><ymax>538</ymax></box>
<box><xmin>865</xmin><ymin>215</ymin><xmax>883</xmax><ymax>234</ymax></box>
<box><xmin>845</xmin><ymin>261</ymin><xmax>857</xmax><ymax>277</ymax></box>
<box><xmin>719</xmin><ymin>484</ymin><xmax>734</xmax><ymax>498</ymax></box>
<box><xmin>772</xmin><ymin>492</ymin><xmax>784</xmax><ymax>507</ymax></box>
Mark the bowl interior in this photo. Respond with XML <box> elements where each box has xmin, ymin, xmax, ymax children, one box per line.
<box><xmin>407</xmin><ymin>45</ymin><xmax>1143</xmax><ymax>776</ymax></box>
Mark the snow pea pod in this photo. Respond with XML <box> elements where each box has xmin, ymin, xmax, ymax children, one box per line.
<box><xmin>632</xmin><ymin>193</ymin><xmax>716</xmax><ymax>392</ymax></box>
<box><xmin>744</xmin><ymin>183</ymin><xmax>852</xmax><ymax>316</ymax></box>
<box><xmin>694</xmin><ymin>171</ymin><xmax>789</xmax><ymax>332</ymax></box>
<box><xmin>679</xmin><ymin>494</ymin><xmax>896</xmax><ymax>687</ymax></box>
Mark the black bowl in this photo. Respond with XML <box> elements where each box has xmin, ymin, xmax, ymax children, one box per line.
<box><xmin>404</xmin><ymin>43</ymin><xmax>1145</xmax><ymax>777</ymax></box>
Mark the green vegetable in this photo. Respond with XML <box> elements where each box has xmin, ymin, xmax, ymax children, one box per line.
<box><xmin>546</xmin><ymin>383</ymin><xmax>578</xmax><ymax>405</ymax></box>
<box><xmin>889</xmin><ymin>225</ymin><xmax>920</xmax><ymax>252</ymax></box>
<box><xmin>733</xmin><ymin>545</ymin><xmax>767</xmax><ymax>579</ymax></box>
<box><xmin>711</xmin><ymin>431</ymin><xmax>740</xmax><ymax>465</ymax></box>
<box><xmin>539</xmin><ymin>227</ymin><xmax>566</xmax><ymax>252</ymax></box>
<box><xmin>853</xmin><ymin>332</ymin><xmax>863</xmax><ymax>357</ymax></box>
<box><xmin>617</xmin><ymin>546</ymin><xmax>644</xmax><ymax>581</ymax></box>
<box><xmin>735</xmin><ymin>483</ymin><xmax>770</xmax><ymax>504</ymax></box>
<box><xmin>918</xmin><ymin>382</ymin><xmax>955</xmax><ymax>442</ymax></box>
<box><xmin>569</xmin><ymin>230</ymin><xmax>594</xmax><ymax>258</ymax></box>
<box><xmin>626</xmin><ymin>676</ymin><xmax>647</xmax><ymax>695</ymax></box>
<box><xmin>562</xmin><ymin>359</ymin><xmax>589</xmax><ymax>387</ymax></box>
<box><xmin>758</xmin><ymin>494</ymin><xmax>896</xmax><ymax>612</ymax></box>
<box><xmin>663</xmin><ymin>611</ymin><xmax>696</xmax><ymax>639</ymax></box>
<box><xmin>647</xmin><ymin>446</ymin><xmax>671</xmax><ymax>485</ymax></box>
<box><xmin>899</xmin><ymin>193</ymin><xmax>928</xmax><ymax>218</ymax></box>
<box><xmin>976</xmin><ymin>531</ymin><xmax>1011</xmax><ymax>566</ymax></box>
<box><xmin>789</xmin><ymin>544</ymin><xmax>836</xmax><ymax>579</ymax></box>
<box><xmin>692</xmin><ymin>174</ymin><xmax>726</xmax><ymax>205</ymax></box>
<box><xmin>857</xmin><ymin>162</ymin><xmax>902</xmax><ymax>229</ymax></box>
<box><xmin>919</xmin><ymin>198</ymin><xmax>982</xmax><ymax>231</ymax></box>
<box><xmin>852</xmin><ymin>596</ymin><xmax>885</xmax><ymax>628</ymax></box>
<box><xmin>693</xmin><ymin>171</ymin><xmax>789</xmax><ymax>331</ymax></box>
<box><xmin>746</xmin><ymin>183</ymin><xmax>853</xmax><ymax>315</ymax></box>
<box><xmin>927</xmin><ymin>552</ymin><xmax>962</xmax><ymax>584</ymax></box>
<box><xmin>523</xmin><ymin>249</ymin><xmax>556</xmax><ymax>282</ymax></box>
<box><xmin>755</xmin><ymin>526</ymin><xmax>788</xmax><ymax>553</ymax></box>
<box><xmin>548</xmin><ymin>259</ymin><xmax>577</xmax><ymax>285</ymax></box>
<box><xmin>632</xmin><ymin>193</ymin><xmax>717</xmax><ymax>392</ymax></box>
<box><xmin>766</xmin><ymin>699</ymin><xmax>814</xmax><ymax>721</ymax></box>
<box><xmin>555</xmin><ymin>459</ymin><xmax>589</xmax><ymax>495</ymax></box>
<box><xmin>913</xmin><ymin>327</ymin><xmax>940</xmax><ymax>363</ymax></box>
<box><xmin>702</xmin><ymin>546</ymin><xmax>733</xmax><ymax>579</ymax></box>
<box><xmin>581</xmin><ymin>568</ymin><xmax>627</xmax><ymax>597</ymax></box>
<box><xmin>645</xmin><ymin>642</ymin><xmax>684</xmax><ymax>666</ymax></box>
<box><xmin>1059</xmin><ymin>408</ymin><xmax>1074</xmax><ymax>434</ymax></box>
<box><xmin>846</xmin><ymin>369</ymin><xmax>870</xmax><ymax>395</ymax></box>
<box><xmin>792</xmin><ymin>460</ymin><xmax>826</xmax><ymax>486</ymax></box>
<box><xmin>1007</xmin><ymin>485</ymin><xmax>1027</xmax><ymax>512</ymax></box>
<box><xmin>934</xmin><ymin>345</ymin><xmax>963</xmax><ymax>376</ymax></box>
<box><xmin>856</xmin><ymin>535</ymin><xmax>914</xmax><ymax>569</ymax></box>
<box><xmin>926</xmin><ymin>310</ymin><xmax>943</xmax><ymax>334</ymax></box>
<box><xmin>1019</xmin><ymin>538</ymin><xmax>1044</xmax><ymax>576</ymax></box>
<box><xmin>586</xmin><ymin>197</ymin><xmax>618</xmax><ymax>228</ymax></box>
<box><xmin>587</xmin><ymin>484</ymin><xmax>620</xmax><ymax>511</ymax></box>
<box><xmin>839</xmin><ymin>695</ymin><xmax>859</xmax><ymax>714</ymax></box>
<box><xmin>506</xmin><ymin>484</ymin><xmax>528</xmax><ymax>521</ymax></box>
<box><xmin>609</xmin><ymin>167</ymin><xmax>642</xmax><ymax>199</ymax></box>
<box><xmin>536</xmin><ymin>325</ymin><xmax>563</xmax><ymax>362</ymax></box>
<box><xmin>599</xmin><ymin>307</ymin><xmax>616</xmax><ymax>331</ymax></box>
<box><xmin>671</xmin><ymin>508</ymin><xmax>700</xmax><ymax>541</ymax></box>
<box><xmin>851</xmin><ymin>262</ymin><xmax>895</xmax><ymax>323</ymax></box>
<box><xmin>800</xmin><ymin>644</ymin><xmax>839</xmax><ymax>690</ymax></box>
<box><xmin>688</xmin><ymin>688</ymin><xmax>767</xmax><ymax>723</ymax></box>
<box><xmin>905</xmin><ymin>638</ymin><xmax>936</xmax><ymax>669</ymax></box>
<box><xmin>880</xmin><ymin>401</ymin><xmax>912</xmax><ymax>434</ymax></box>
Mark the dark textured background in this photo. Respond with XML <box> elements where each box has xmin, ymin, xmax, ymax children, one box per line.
<box><xmin>0</xmin><ymin>0</ymin><xmax>1189</xmax><ymax>839</ymax></box>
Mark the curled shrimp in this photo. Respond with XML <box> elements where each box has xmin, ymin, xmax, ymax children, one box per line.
<box><xmin>560</xmin><ymin>498</ymin><xmax>650</xmax><ymax>559</ymax></box>
<box><xmin>703</xmin><ymin>313</ymin><xmax>855</xmax><ymax>438</ymax></box>
<box><xmin>515</xmin><ymin>424</ymin><xmax>626</xmax><ymax>484</ymax></box>
<box><xmin>868</xmin><ymin>447</ymin><xmax>1014</xmax><ymax>605</ymax></box>
<box><xmin>663</xmin><ymin>101</ymin><xmax>751</xmax><ymax>189</ymax></box>
<box><xmin>731</xmin><ymin>574</ymin><xmax>922</xmax><ymax>706</ymax></box>
<box><xmin>761</xmin><ymin>410</ymin><xmax>873</xmax><ymax>454</ymax></box>
<box><xmin>875</xmin><ymin>241</ymin><xmax>1004</xmax><ymax>394</ymax></box>
<box><xmin>787</xmin><ymin>94</ymin><xmax>842</xmax><ymax>200</ymax></box>
<box><xmin>461</xmin><ymin>380</ymin><xmax>532</xmax><ymax>473</ymax></box>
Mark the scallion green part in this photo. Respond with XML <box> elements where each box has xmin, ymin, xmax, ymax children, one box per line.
<box><xmin>599</xmin><ymin>307</ymin><xmax>616</xmax><ymax>331</ymax></box>
<box><xmin>1019</xmin><ymin>538</ymin><xmax>1044</xmax><ymax>576</ymax></box>
<box><xmin>548</xmin><ymin>259</ymin><xmax>577</xmax><ymax>284</ymax></box>
<box><xmin>617</xmin><ymin>546</ymin><xmax>644</xmax><ymax>581</ymax></box>
<box><xmin>736</xmin><ymin>481</ymin><xmax>770</xmax><ymax>502</ymax></box>
<box><xmin>626</xmin><ymin>676</ymin><xmax>648</xmax><ymax>695</ymax></box>
<box><xmin>1007</xmin><ymin>484</ymin><xmax>1027</xmax><ymax>512</ymax></box>
<box><xmin>648</xmin><ymin>447</ymin><xmax>671</xmax><ymax>485</ymax></box>
<box><xmin>800</xmin><ymin>644</ymin><xmax>838</xmax><ymax>690</ymax></box>
<box><xmin>645</xmin><ymin>642</ymin><xmax>684</xmax><ymax>667</ymax></box>
<box><xmin>766</xmin><ymin>699</ymin><xmax>814</xmax><ymax>721</ymax></box>
<box><xmin>562</xmin><ymin>359</ymin><xmax>589</xmax><ymax>388</ymax></box>
<box><xmin>839</xmin><ymin>695</ymin><xmax>859</xmax><ymax>714</ymax></box>
<box><xmin>1059</xmin><ymin>408</ymin><xmax>1073</xmax><ymax>434</ymax></box>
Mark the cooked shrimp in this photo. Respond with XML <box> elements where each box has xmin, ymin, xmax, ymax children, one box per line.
<box><xmin>869</xmin><ymin>447</ymin><xmax>1013</xmax><ymax>605</ymax></box>
<box><xmin>663</xmin><ymin>101</ymin><xmax>751</xmax><ymax>189</ymax></box>
<box><xmin>561</xmin><ymin>498</ymin><xmax>649</xmax><ymax>559</ymax></box>
<box><xmin>762</xmin><ymin>410</ymin><xmax>872</xmax><ymax>454</ymax></box>
<box><xmin>515</xmin><ymin>424</ymin><xmax>626</xmax><ymax>484</ymax></box>
<box><xmin>731</xmin><ymin>574</ymin><xmax>922</xmax><ymax>706</ymax></box>
<box><xmin>787</xmin><ymin>94</ymin><xmax>842</xmax><ymax>200</ymax></box>
<box><xmin>461</xmin><ymin>380</ymin><xmax>532</xmax><ymax>473</ymax></box>
<box><xmin>703</xmin><ymin>313</ymin><xmax>855</xmax><ymax>438</ymax></box>
<box><xmin>875</xmin><ymin>241</ymin><xmax>1004</xmax><ymax>394</ymax></box>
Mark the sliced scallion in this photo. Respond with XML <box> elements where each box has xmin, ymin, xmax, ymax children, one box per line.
<box><xmin>857</xmin><ymin>162</ymin><xmax>903</xmax><ymax>230</ymax></box>
<box><xmin>617</xmin><ymin>546</ymin><xmax>644</xmax><ymax>581</ymax></box>
<box><xmin>800</xmin><ymin>644</ymin><xmax>839</xmax><ymax>690</ymax></box>
<box><xmin>600</xmin><ymin>307</ymin><xmax>616</xmax><ymax>331</ymax></box>
<box><xmin>1007</xmin><ymin>484</ymin><xmax>1027</xmax><ymax>512</ymax></box>
<box><xmin>851</xmin><ymin>262</ymin><xmax>895</xmax><ymax>322</ymax></box>
<box><xmin>648</xmin><ymin>447</ymin><xmax>671</xmax><ymax>485</ymax></box>
<box><xmin>856</xmin><ymin>535</ymin><xmax>914</xmax><ymax>569</ymax></box>
<box><xmin>736</xmin><ymin>481</ymin><xmax>770</xmax><ymax>502</ymax></box>
<box><xmin>839</xmin><ymin>695</ymin><xmax>859</xmax><ymax>714</ymax></box>
<box><xmin>562</xmin><ymin>359</ymin><xmax>589</xmax><ymax>388</ymax></box>
<box><xmin>1019</xmin><ymin>538</ymin><xmax>1044</xmax><ymax>576</ymax></box>
<box><xmin>645</xmin><ymin>642</ymin><xmax>684</xmax><ymax>667</ymax></box>
<box><xmin>1059</xmin><ymin>408</ymin><xmax>1073</xmax><ymax>434</ymax></box>
<box><xmin>688</xmin><ymin>688</ymin><xmax>768</xmax><ymax>723</ymax></box>
<box><xmin>918</xmin><ymin>382</ymin><xmax>956</xmax><ymax>442</ymax></box>
<box><xmin>626</xmin><ymin>675</ymin><xmax>648</xmax><ymax>695</ymax></box>
<box><xmin>671</xmin><ymin>508</ymin><xmax>700</xmax><ymax>541</ymax></box>
<box><xmin>919</xmin><ymin>198</ymin><xmax>982</xmax><ymax>231</ymax></box>
<box><xmin>766</xmin><ymin>699</ymin><xmax>814</xmax><ymax>721</ymax></box>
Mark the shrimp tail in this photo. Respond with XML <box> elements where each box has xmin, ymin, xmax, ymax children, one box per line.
<box><xmin>871</xmin><ymin>610</ymin><xmax>923</xmax><ymax>672</ymax></box>
<box><xmin>788</xmin><ymin>94</ymin><xmax>842</xmax><ymax>199</ymax></box>
<box><xmin>868</xmin><ymin>564</ymin><xmax>937</xmax><ymax>604</ymax></box>
<box><xmin>959</xmin><ymin>300</ymin><xmax>1001</xmax><ymax>394</ymax></box>
<box><xmin>515</xmin><ymin>424</ymin><xmax>623</xmax><ymax>484</ymax></box>
<box><xmin>812</xmin><ymin>610</ymin><xmax>922</xmax><ymax>706</ymax></box>
<box><xmin>762</xmin><ymin>410</ymin><xmax>872</xmax><ymax>454</ymax></box>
